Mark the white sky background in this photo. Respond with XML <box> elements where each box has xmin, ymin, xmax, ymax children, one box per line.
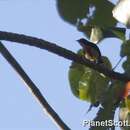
<box><xmin>0</xmin><ymin>0</ymin><xmax>123</xmax><ymax>130</ymax></box>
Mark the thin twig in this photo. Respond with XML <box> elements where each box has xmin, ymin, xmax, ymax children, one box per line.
<box><xmin>112</xmin><ymin>57</ymin><xmax>123</xmax><ymax>70</ymax></box>
<box><xmin>0</xmin><ymin>42</ymin><xmax>71</xmax><ymax>130</ymax></box>
<box><xmin>0</xmin><ymin>31</ymin><xmax>129</xmax><ymax>82</ymax></box>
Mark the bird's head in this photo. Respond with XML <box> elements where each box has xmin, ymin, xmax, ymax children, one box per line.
<box><xmin>77</xmin><ymin>38</ymin><xmax>88</xmax><ymax>48</ymax></box>
<box><xmin>77</xmin><ymin>38</ymin><xmax>87</xmax><ymax>44</ymax></box>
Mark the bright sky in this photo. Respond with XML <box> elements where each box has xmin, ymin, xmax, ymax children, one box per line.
<box><xmin>0</xmin><ymin>0</ymin><xmax>123</xmax><ymax>130</ymax></box>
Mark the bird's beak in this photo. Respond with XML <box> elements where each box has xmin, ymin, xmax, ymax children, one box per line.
<box><xmin>76</xmin><ymin>39</ymin><xmax>80</xmax><ymax>42</ymax></box>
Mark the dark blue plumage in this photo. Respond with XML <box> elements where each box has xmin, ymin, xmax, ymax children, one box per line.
<box><xmin>77</xmin><ymin>38</ymin><xmax>103</xmax><ymax>64</ymax></box>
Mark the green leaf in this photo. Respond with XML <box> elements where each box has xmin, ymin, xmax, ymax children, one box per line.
<box><xmin>121</xmin><ymin>40</ymin><xmax>130</xmax><ymax>57</ymax></box>
<box><xmin>122</xmin><ymin>58</ymin><xmax>130</xmax><ymax>75</ymax></box>
<box><xmin>89</xmin><ymin>81</ymin><xmax>125</xmax><ymax>130</ymax></box>
<box><xmin>86</xmin><ymin>0</ymin><xmax>116</xmax><ymax>27</ymax></box>
<box><xmin>57</xmin><ymin>0</ymin><xmax>89</xmax><ymax>25</ymax></box>
<box><xmin>125</xmin><ymin>96</ymin><xmax>130</xmax><ymax>112</ymax></box>
<box><xmin>68</xmin><ymin>50</ymin><xmax>112</xmax><ymax>104</ymax></box>
<box><xmin>68</xmin><ymin>49</ymin><xmax>87</xmax><ymax>99</ymax></box>
<box><xmin>121</xmin><ymin>40</ymin><xmax>130</xmax><ymax>76</ymax></box>
<box><xmin>69</xmin><ymin>62</ymin><xmax>85</xmax><ymax>98</ymax></box>
<box><xmin>110</xmin><ymin>27</ymin><xmax>126</xmax><ymax>41</ymax></box>
<box><xmin>56</xmin><ymin>0</ymin><xmax>116</xmax><ymax>26</ymax></box>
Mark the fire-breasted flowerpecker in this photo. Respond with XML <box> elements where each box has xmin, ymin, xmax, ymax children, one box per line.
<box><xmin>77</xmin><ymin>38</ymin><xmax>103</xmax><ymax>64</ymax></box>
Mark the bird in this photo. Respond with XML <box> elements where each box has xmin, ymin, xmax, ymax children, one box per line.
<box><xmin>77</xmin><ymin>38</ymin><xmax>103</xmax><ymax>64</ymax></box>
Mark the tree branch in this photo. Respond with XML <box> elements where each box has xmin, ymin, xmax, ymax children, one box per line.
<box><xmin>0</xmin><ymin>31</ymin><xmax>129</xmax><ymax>82</ymax></box>
<box><xmin>0</xmin><ymin>42</ymin><xmax>71</xmax><ymax>130</ymax></box>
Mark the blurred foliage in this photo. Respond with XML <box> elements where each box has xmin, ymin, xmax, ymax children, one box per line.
<box><xmin>56</xmin><ymin>0</ymin><xmax>130</xmax><ymax>130</ymax></box>
<box><xmin>69</xmin><ymin>49</ymin><xmax>112</xmax><ymax>104</ymax></box>
<box><xmin>118</xmin><ymin>39</ymin><xmax>130</xmax><ymax>130</ymax></box>
<box><xmin>56</xmin><ymin>0</ymin><xmax>126</xmax><ymax>42</ymax></box>
<box><xmin>68</xmin><ymin>49</ymin><xmax>126</xmax><ymax>130</ymax></box>
<box><xmin>121</xmin><ymin>40</ymin><xmax>130</xmax><ymax>57</ymax></box>
<box><xmin>56</xmin><ymin>0</ymin><xmax>116</xmax><ymax>26</ymax></box>
<box><xmin>121</xmin><ymin>40</ymin><xmax>130</xmax><ymax>76</ymax></box>
<box><xmin>119</xmin><ymin>82</ymin><xmax>130</xmax><ymax>130</ymax></box>
<box><xmin>89</xmin><ymin>80</ymin><xmax>125</xmax><ymax>130</ymax></box>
